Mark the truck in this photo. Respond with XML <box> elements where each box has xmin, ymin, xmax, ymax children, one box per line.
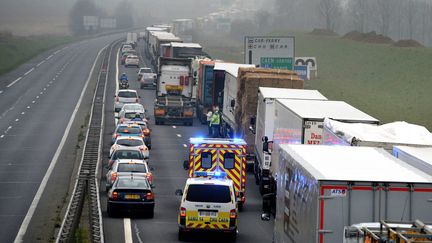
<box><xmin>154</xmin><ymin>57</ymin><xmax>194</xmax><ymax>126</ymax></box>
<box><xmin>262</xmin><ymin>144</ymin><xmax>432</xmax><ymax>243</ymax></box>
<box><xmin>214</xmin><ymin>65</ymin><xmax>304</xmax><ymax>168</ymax></box>
<box><xmin>126</xmin><ymin>32</ymin><xmax>138</xmax><ymax>48</ymax></box>
<box><xmin>183</xmin><ymin>137</ymin><xmax>247</xmax><ymax>209</ymax></box>
<box><xmin>393</xmin><ymin>146</ymin><xmax>432</xmax><ymax>176</ymax></box>
<box><xmin>252</xmin><ymin>87</ymin><xmax>328</xmax><ymax>195</ymax></box>
<box><xmin>143</xmin><ymin>26</ymin><xmax>170</xmax><ymax>45</ymax></box>
<box><xmin>147</xmin><ymin>31</ymin><xmax>182</xmax><ymax>71</ymax></box>
<box><xmin>192</xmin><ymin>59</ymin><xmax>224</xmax><ymax>124</ymax></box>
<box><xmin>323</xmin><ymin>118</ymin><xmax>432</xmax><ymax>150</ymax></box>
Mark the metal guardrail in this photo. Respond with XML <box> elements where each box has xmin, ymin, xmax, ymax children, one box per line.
<box><xmin>56</xmin><ymin>39</ymin><xmax>118</xmax><ymax>243</ymax></box>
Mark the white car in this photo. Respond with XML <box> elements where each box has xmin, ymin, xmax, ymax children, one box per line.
<box><xmin>105</xmin><ymin>159</ymin><xmax>152</xmax><ymax>191</ymax></box>
<box><xmin>176</xmin><ymin>177</ymin><xmax>238</xmax><ymax>241</ymax></box>
<box><xmin>119</xmin><ymin>103</ymin><xmax>145</xmax><ymax>123</ymax></box>
<box><xmin>114</xmin><ymin>89</ymin><xmax>139</xmax><ymax>112</ymax></box>
<box><xmin>125</xmin><ymin>55</ymin><xmax>139</xmax><ymax>68</ymax></box>
<box><xmin>110</xmin><ymin>136</ymin><xmax>149</xmax><ymax>158</ymax></box>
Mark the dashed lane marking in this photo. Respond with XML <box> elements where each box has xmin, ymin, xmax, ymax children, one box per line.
<box><xmin>32</xmin><ymin>101</ymin><xmax>35</xmax><ymax>103</ymax></box>
<box><xmin>0</xmin><ymin>91</ymin><xmax>3</xmax><ymax>94</ymax></box>
<box><xmin>124</xmin><ymin>218</ymin><xmax>133</xmax><ymax>243</ymax></box>
<box><xmin>36</xmin><ymin>60</ymin><xmax>45</xmax><ymax>67</ymax></box>
<box><xmin>15</xmin><ymin>119</ymin><xmax>19</xmax><ymax>122</ymax></box>
<box><xmin>177</xmin><ymin>134</ymin><xmax>182</xmax><ymax>138</ymax></box>
<box><xmin>183</xmin><ymin>144</ymin><xmax>187</xmax><ymax>148</ymax></box>
<box><xmin>23</xmin><ymin>68</ymin><xmax>34</xmax><ymax>76</ymax></box>
<box><xmin>0</xmin><ymin>135</ymin><xmax>4</xmax><ymax>138</ymax></box>
<box><xmin>7</xmin><ymin>77</ymin><xmax>22</xmax><ymax>88</ymax></box>
<box><xmin>46</xmin><ymin>55</ymin><xmax>53</xmax><ymax>60</ymax></box>
<box><xmin>27</xmin><ymin>106</ymin><xmax>30</xmax><ymax>109</ymax></box>
<box><xmin>172</xmin><ymin>125</ymin><xmax>176</xmax><ymax>128</ymax></box>
<box><xmin>21</xmin><ymin>112</ymin><xmax>25</xmax><ymax>115</ymax></box>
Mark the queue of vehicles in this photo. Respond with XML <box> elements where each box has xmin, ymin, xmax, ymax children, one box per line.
<box><xmin>118</xmin><ymin>28</ymin><xmax>432</xmax><ymax>242</ymax></box>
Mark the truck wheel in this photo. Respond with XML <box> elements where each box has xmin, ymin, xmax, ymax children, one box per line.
<box><xmin>227</xmin><ymin>230</ymin><xmax>237</xmax><ymax>242</ymax></box>
<box><xmin>259</xmin><ymin>180</ymin><xmax>265</xmax><ymax>195</ymax></box>
<box><xmin>178</xmin><ymin>229</ymin><xmax>187</xmax><ymax>241</ymax></box>
<box><xmin>147</xmin><ymin>210</ymin><xmax>154</xmax><ymax>218</ymax></box>
<box><xmin>238</xmin><ymin>202</ymin><xmax>244</xmax><ymax>212</ymax></box>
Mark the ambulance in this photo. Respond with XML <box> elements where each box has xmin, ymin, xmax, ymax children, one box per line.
<box><xmin>183</xmin><ymin>138</ymin><xmax>247</xmax><ymax>209</ymax></box>
<box><xmin>176</xmin><ymin>176</ymin><xmax>238</xmax><ymax>241</ymax></box>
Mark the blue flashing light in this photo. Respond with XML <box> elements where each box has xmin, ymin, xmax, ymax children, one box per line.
<box><xmin>194</xmin><ymin>171</ymin><xmax>208</xmax><ymax>177</ymax></box>
<box><xmin>214</xmin><ymin>171</ymin><xmax>221</xmax><ymax>177</ymax></box>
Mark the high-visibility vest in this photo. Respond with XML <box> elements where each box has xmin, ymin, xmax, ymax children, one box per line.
<box><xmin>211</xmin><ymin>112</ymin><xmax>220</xmax><ymax>125</ymax></box>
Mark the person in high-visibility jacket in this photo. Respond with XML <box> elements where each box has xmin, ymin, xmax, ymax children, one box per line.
<box><xmin>210</xmin><ymin>109</ymin><xmax>221</xmax><ymax>138</ymax></box>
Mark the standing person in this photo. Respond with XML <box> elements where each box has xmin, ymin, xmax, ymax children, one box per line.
<box><xmin>206</xmin><ymin>109</ymin><xmax>213</xmax><ymax>137</ymax></box>
<box><xmin>211</xmin><ymin>109</ymin><xmax>221</xmax><ymax>138</ymax></box>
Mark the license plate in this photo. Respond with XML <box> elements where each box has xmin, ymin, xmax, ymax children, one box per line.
<box><xmin>125</xmin><ymin>194</ymin><xmax>140</xmax><ymax>200</ymax></box>
<box><xmin>199</xmin><ymin>211</ymin><xmax>217</xmax><ymax>217</ymax></box>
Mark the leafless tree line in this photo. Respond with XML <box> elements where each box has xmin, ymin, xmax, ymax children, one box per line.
<box><xmin>270</xmin><ymin>0</ymin><xmax>432</xmax><ymax>45</ymax></box>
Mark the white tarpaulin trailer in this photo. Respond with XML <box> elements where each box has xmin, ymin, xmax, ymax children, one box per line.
<box><xmin>393</xmin><ymin>146</ymin><xmax>432</xmax><ymax>176</ymax></box>
<box><xmin>275</xmin><ymin>145</ymin><xmax>432</xmax><ymax>243</ymax></box>
<box><xmin>323</xmin><ymin>118</ymin><xmax>432</xmax><ymax>150</ymax></box>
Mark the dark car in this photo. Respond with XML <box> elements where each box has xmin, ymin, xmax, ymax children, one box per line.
<box><xmin>107</xmin><ymin>176</ymin><xmax>155</xmax><ymax>218</ymax></box>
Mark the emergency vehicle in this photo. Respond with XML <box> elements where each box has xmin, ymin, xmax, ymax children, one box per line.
<box><xmin>184</xmin><ymin>138</ymin><xmax>247</xmax><ymax>209</ymax></box>
<box><xmin>177</xmin><ymin>176</ymin><xmax>238</xmax><ymax>241</ymax></box>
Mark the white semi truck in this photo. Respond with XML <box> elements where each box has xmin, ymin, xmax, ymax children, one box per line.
<box><xmin>262</xmin><ymin>144</ymin><xmax>432</xmax><ymax>243</ymax></box>
<box><xmin>252</xmin><ymin>87</ymin><xmax>328</xmax><ymax>194</ymax></box>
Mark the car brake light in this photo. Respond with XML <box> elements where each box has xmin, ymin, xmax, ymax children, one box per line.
<box><xmin>146</xmin><ymin>192</ymin><xmax>154</xmax><ymax>200</ymax></box>
<box><xmin>180</xmin><ymin>207</ymin><xmax>186</xmax><ymax>217</ymax></box>
<box><xmin>111</xmin><ymin>172</ymin><xmax>117</xmax><ymax>182</ymax></box>
<box><xmin>112</xmin><ymin>191</ymin><xmax>118</xmax><ymax>200</ymax></box>
<box><xmin>230</xmin><ymin>209</ymin><xmax>237</xmax><ymax>219</ymax></box>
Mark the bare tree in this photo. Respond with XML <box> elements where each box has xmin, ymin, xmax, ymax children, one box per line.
<box><xmin>376</xmin><ymin>0</ymin><xmax>391</xmax><ymax>36</ymax></box>
<box><xmin>319</xmin><ymin>0</ymin><xmax>340</xmax><ymax>31</ymax></box>
<box><xmin>350</xmin><ymin>0</ymin><xmax>369</xmax><ymax>33</ymax></box>
<box><xmin>406</xmin><ymin>0</ymin><xmax>417</xmax><ymax>39</ymax></box>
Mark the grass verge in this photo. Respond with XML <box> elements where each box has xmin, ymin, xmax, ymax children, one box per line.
<box><xmin>0</xmin><ymin>35</ymin><xmax>75</xmax><ymax>75</ymax></box>
<box><xmin>203</xmin><ymin>31</ymin><xmax>432</xmax><ymax>130</ymax></box>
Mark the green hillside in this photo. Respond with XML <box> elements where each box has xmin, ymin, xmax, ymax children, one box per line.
<box><xmin>204</xmin><ymin>32</ymin><xmax>432</xmax><ymax>130</ymax></box>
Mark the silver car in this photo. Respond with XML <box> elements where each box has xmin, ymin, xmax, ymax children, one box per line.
<box><xmin>118</xmin><ymin>103</ymin><xmax>145</xmax><ymax>123</ymax></box>
<box><xmin>138</xmin><ymin>67</ymin><xmax>157</xmax><ymax>89</ymax></box>
<box><xmin>114</xmin><ymin>89</ymin><xmax>139</xmax><ymax>112</ymax></box>
<box><xmin>105</xmin><ymin>159</ymin><xmax>151</xmax><ymax>191</ymax></box>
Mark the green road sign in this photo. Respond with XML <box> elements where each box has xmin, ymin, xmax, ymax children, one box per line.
<box><xmin>260</xmin><ymin>57</ymin><xmax>293</xmax><ymax>70</ymax></box>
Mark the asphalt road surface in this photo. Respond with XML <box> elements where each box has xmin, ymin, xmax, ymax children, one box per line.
<box><xmin>101</xmin><ymin>40</ymin><xmax>274</xmax><ymax>243</ymax></box>
<box><xmin>0</xmin><ymin>34</ymin><xmax>121</xmax><ymax>243</ymax></box>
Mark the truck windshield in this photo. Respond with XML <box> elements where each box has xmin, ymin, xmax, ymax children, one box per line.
<box><xmin>186</xmin><ymin>184</ymin><xmax>231</xmax><ymax>203</ymax></box>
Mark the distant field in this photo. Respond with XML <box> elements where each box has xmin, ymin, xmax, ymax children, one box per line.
<box><xmin>204</xmin><ymin>32</ymin><xmax>432</xmax><ymax>130</ymax></box>
<box><xmin>0</xmin><ymin>35</ymin><xmax>74</xmax><ymax>75</ymax></box>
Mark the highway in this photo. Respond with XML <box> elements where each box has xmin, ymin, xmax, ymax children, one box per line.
<box><xmin>100</xmin><ymin>40</ymin><xmax>274</xmax><ymax>242</ymax></box>
<box><xmin>0</xmin><ymin>34</ymin><xmax>121</xmax><ymax>242</ymax></box>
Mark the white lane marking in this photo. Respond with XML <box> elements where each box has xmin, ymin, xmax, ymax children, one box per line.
<box><xmin>53</xmin><ymin>78</ymin><xmax>56</xmax><ymax>81</ymax></box>
<box><xmin>14</xmin><ymin>44</ymin><xmax>107</xmax><ymax>243</ymax></box>
<box><xmin>26</xmin><ymin>106</ymin><xmax>30</xmax><ymax>109</ymax></box>
<box><xmin>5</xmin><ymin>126</ymin><xmax>12</xmax><ymax>133</ymax></box>
<box><xmin>46</xmin><ymin>55</ymin><xmax>53</xmax><ymax>60</ymax></box>
<box><xmin>21</xmin><ymin>112</ymin><xmax>25</xmax><ymax>115</ymax></box>
<box><xmin>40</xmin><ymin>92</ymin><xmax>43</xmax><ymax>95</ymax></box>
<box><xmin>23</xmin><ymin>68</ymin><xmax>34</xmax><ymax>76</ymax></box>
<box><xmin>183</xmin><ymin>144</ymin><xmax>187</xmax><ymax>148</ymax></box>
<box><xmin>134</xmin><ymin>222</ymin><xmax>144</xmax><ymax>243</ymax></box>
<box><xmin>124</xmin><ymin>218</ymin><xmax>133</xmax><ymax>243</ymax></box>
<box><xmin>32</xmin><ymin>101</ymin><xmax>35</xmax><ymax>103</ymax></box>
<box><xmin>172</xmin><ymin>126</ymin><xmax>176</xmax><ymax>129</ymax></box>
<box><xmin>43</xmin><ymin>88</ymin><xmax>46</xmax><ymax>91</ymax></box>
<box><xmin>177</xmin><ymin>134</ymin><xmax>182</xmax><ymax>138</ymax></box>
<box><xmin>7</xmin><ymin>77</ymin><xmax>22</xmax><ymax>88</ymax></box>
<box><xmin>15</xmin><ymin>119</ymin><xmax>19</xmax><ymax>122</ymax></box>
<box><xmin>0</xmin><ymin>135</ymin><xmax>4</xmax><ymax>138</ymax></box>
<box><xmin>36</xmin><ymin>96</ymin><xmax>39</xmax><ymax>99</ymax></box>
<box><xmin>0</xmin><ymin>90</ymin><xmax>3</xmax><ymax>94</ymax></box>
<box><xmin>36</xmin><ymin>60</ymin><xmax>45</xmax><ymax>67</ymax></box>
<box><xmin>53</xmin><ymin>49</ymin><xmax>61</xmax><ymax>55</ymax></box>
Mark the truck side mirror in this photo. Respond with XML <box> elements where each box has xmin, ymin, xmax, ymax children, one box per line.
<box><xmin>230</xmin><ymin>99</ymin><xmax>235</xmax><ymax>108</ymax></box>
<box><xmin>261</xmin><ymin>213</ymin><xmax>271</xmax><ymax>221</ymax></box>
<box><xmin>183</xmin><ymin>160</ymin><xmax>189</xmax><ymax>170</ymax></box>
